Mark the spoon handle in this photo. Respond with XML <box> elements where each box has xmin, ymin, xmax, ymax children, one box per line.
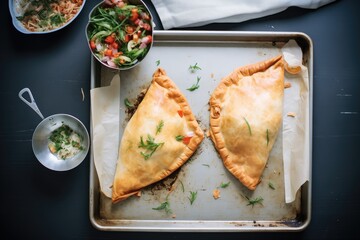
<box><xmin>18</xmin><ymin>88</ymin><xmax>44</xmax><ymax>120</ymax></box>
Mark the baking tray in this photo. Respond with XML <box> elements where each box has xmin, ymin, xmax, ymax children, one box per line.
<box><xmin>89</xmin><ymin>30</ymin><xmax>313</xmax><ymax>232</ymax></box>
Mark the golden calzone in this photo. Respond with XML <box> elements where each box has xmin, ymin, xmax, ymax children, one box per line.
<box><xmin>209</xmin><ymin>55</ymin><xmax>284</xmax><ymax>190</ymax></box>
<box><xmin>112</xmin><ymin>68</ymin><xmax>204</xmax><ymax>203</ymax></box>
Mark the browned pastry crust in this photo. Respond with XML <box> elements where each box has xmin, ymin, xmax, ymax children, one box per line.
<box><xmin>112</xmin><ymin>68</ymin><xmax>204</xmax><ymax>203</ymax></box>
<box><xmin>209</xmin><ymin>55</ymin><xmax>284</xmax><ymax>190</ymax></box>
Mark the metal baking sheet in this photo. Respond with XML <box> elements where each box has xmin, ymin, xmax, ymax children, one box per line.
<box><xmin>89</xmin><ymin>30</ymin><xmax>312</xmax><ymax>232</ymax></box>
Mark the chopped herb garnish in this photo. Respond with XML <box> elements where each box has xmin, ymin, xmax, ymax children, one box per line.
<box><xmin>187</xmin><ymin>76</ymin><xmax>201</xmax><ymax>91</ymax></box>
<box><xmin>152</xmin><ymin>200</ymin><xmax>172</xmax><ymax>214</ymax></box>
<box><xmin>138</xmin><ymin>134</ymin><xmax>164</xmax><ymax>160</ymax></box>
<box><xmin>266</xmin><ymin>129</ymin><xmax>270</xmax><ymax>146</ymax></box>
<box><xmin>220</xmin><ymin>182</ymin><xmax>231</xmax><ymax>188</ymax></box>
<box><xmin>179</xmin><ymin>180</ymin><xmax>185</xmax><ymax>193</ymax></box>
<box><xmin>175</xmin><ymin>135</ymin><xmax>184</xmax><ymax>141</ymax></box>
<box><xmin>188</xmin><ymin>191</ymin><xmax>198</xmax><ymax>205</ymax></box>
<box><xmin>268</xmin><ymin>182</ymin><xmax>276</xmax><ymax>190</ymax></box>
<box><xmin>245</xmin><ymin>196</ymin><xmax>264</xmax><ymax>207</ymax></box>
<box><xmin>243</xmin><ymin>117</ymin><xmax>252</xmax><ymax>136</ymax></box>
<box><xmin>156</xmin><ymin>60</ymin><xmax>160</xmax><ymax>66</ymax></box>
<box><xmin>156</xmin><ymin>120</ymin><xmax>164</xmax><ymax>135</ymax></box>
<box><xmin>189</xmin><ymin>63</ymin><xmax>202</xmax><ymax>72</ymax></box>
<box><xmin>202</xmin><ymin>164</ymin><xmax>210</xmax><ymax>167</ymax></box>
<box><xmin>124</xmin><ymin>98</ymin><xmax>134</xmax><ymax>108</ymax></box>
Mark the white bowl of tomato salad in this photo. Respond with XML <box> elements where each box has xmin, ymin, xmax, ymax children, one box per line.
<box><xmin>86</xmin><ymin>0</ymin><xmax>154</xmax><ymax>70</ymax></box>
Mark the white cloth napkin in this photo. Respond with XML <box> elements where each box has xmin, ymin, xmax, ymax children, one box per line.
<box><xmin>151</xmin><ymin>0</ymin><xmax>335</xmax><ymax>29</ymax></box>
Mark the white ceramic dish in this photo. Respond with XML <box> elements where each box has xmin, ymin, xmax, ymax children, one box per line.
<box><xmin>9</xmin><ymin>0</ymin><xmax>86</xmax><ymax>34</ymax></box>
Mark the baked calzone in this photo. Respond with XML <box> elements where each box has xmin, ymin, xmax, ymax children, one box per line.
<box><xmin>209</xmin><ymin>55</ymin><xmax>284</xmax><ymax>190</ymax></box>
<box><xmin>112</xmin><ymin>68</ymin><xmax>204</xmax><ymax>203</ymax></box>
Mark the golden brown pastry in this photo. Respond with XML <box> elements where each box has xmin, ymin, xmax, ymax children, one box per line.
<box><xmin>112</xmin><ymin>68</ymin><xmax>204</xmax><ymax>203</ymax></box>
<box><xmin>209</xmin><ymin>55</ymin><xmax>284</xmax><ymax>190</ymax></box>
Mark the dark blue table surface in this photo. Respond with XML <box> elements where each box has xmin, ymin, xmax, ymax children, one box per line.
<box><xmin>1</xmin><ymin>0</ymin><xmax>359</xmax><ymax>239</ymax></box>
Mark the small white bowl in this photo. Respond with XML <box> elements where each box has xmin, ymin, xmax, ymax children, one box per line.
<box><xmin>9</xmin><ymin>0</ymin><xmax>86</xmax><ymax>34</ymax></box>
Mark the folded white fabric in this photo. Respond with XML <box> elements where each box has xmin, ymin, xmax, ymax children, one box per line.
<box><xmin>151</xmin><ymin>0</ymin><xmax>335</xmax><ymax>29</ymax></box>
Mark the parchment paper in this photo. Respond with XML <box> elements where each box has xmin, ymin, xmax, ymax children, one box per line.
<box><xmin>91</xmin><ymin>39</ymin><xmax>310</xmax><ymax>204</ymax></box>
<box><xmin>282</xmin><ymin>40</ymin><xmax>310</xmax><ymax>203</ymax></box>
<box><xmin>90</xmin><ymin>73</ymin><xmax>120</xmax><ymax>198</ymax></box>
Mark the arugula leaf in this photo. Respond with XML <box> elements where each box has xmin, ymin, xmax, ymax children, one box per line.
<box><xmin>156</xmin><ymin>60</ymin><xmax>160</xmax><ymax>66</ymax></box>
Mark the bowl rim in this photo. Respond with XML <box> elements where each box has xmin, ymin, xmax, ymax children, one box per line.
<box><xmin>9</xmin><ymin>0</ymin><xmax>87</xmax><ymax>34</ymax></box>
<box><xmin>85</xmin><ymin>0</ymin><xmax>154</xmax><ymax>71</ymax></box>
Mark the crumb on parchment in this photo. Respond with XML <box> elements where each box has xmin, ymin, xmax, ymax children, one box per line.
<box><xmin>213</xmin><ymin>189</ymin><xmax>220</xmax><ymax>199</ymax></box>
<box><xmin>287</xmin><ymin>112</ymin><xmax>296</xmax><ymax>117</ymax></box>
<box><xmin>284</xmin><ymin>82</ymin><xmax>292</xmax><ymax>88</ymax></box>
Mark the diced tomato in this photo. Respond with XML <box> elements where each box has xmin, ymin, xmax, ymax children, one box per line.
<box><xmin>143</xmin><ymin>23</ymin><xmax>151</xmax><ymax>31</ymax></box>
<box><xmin>143</xmin><ymin>35</ymin><xmax>152</xmax><ymax>44</ymax></box>
<box><xmin>130</xmin><ymin>8</ymin><xmax>139</xmax><ymax>22</ymax></box>
<box><xmin>104</xmin><ymin>49</ymin><xmax>113</xmax><ymax>57</ymax></box>
<box><xmin>89</xmin><ymin>40</ymin><xmax>96</xmax><ymax>50</ymax></box>
<box><xmin>111</xmin><ymin>41</ymin><xmax>119</xmax><ymax>49</ymax></box>
<box><xmin>182</xmin><ymin>136</ymin><xmax>192</xmax><ymax>145</ymax></box>
<box><xmin>104</xmin><ymin>35</ymin><xmax>115</xmax><ymax>44</ymax></box>
<box><xmin>177</xmin><ymin>110</ymin><xmax>183</xmax><ymax>118</ymax></box>
<box><xmin>126</xmin><ymin>25</ymin><xmax>135</xmax><ymax>34</ymax></box>
<box><xmin>124</xmin><ymin>34</ymin><xmax>131</xmax><ymax>42</ymax></box>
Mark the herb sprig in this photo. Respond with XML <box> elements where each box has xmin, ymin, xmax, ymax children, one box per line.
<box><xmin>219</xmin><ymin>182</ymin><xmax>230</xmax><ymax>188</ymax></box>
<box><xmin>138</xmin><ymin>134</ymin><xmax>164</xmax><ymax>160</ymax></box>
<box><xmin>152</xmin><ymin>200</ymin><xmax>172</xmax><ymax>214</ymax></box>
<box><xmin>268</xmin><ymin>182</ymin><xmax>276</xmax><ymax>190</ymax></box>
<box><xmin>189</xmin><ymin>63</ymin><xmax>202</xmax><ymax>72</ymax></box>
<box><xmin>245</xmin><ymin>196</ymin><xmax>264</xmax><ymax>207</ymax></box>
<box><xmin>156</xmin><ymin>120</ymin><xmax>164</xmax><ymax>135</ymax></box>
<box><xmin>187</xmin><ymin>76</ymin><xmax>201</xmax><ymax>91</ymax></box>
<box><xmin>175</xmin><ymin>135</ymin><xmax>184</xmax><ymax>141</ymax></box>
<box><xmin>188</xmin><ymin>191</ymin><xmax>198</xmax><ymax>205</ymax></box>
<box><xmin>124</xmin><ymin>98</ymin><xmax>134</xmax><ymax>108</ymax></box>
<box><xmin>243</xmin><ymin>117</ymin><xmax>252</xmax><ymax>136</ymax></box>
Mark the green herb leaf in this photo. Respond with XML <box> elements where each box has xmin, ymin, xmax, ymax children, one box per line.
<box><xmin>202</xmin><ymin>164</ymin><xmax>210</xmax><ymax>167</ymax></box>
<box><xmin>220</xmin><ymin>182</ymin><xmax>230</xmax><ymax>188</ymax></box>
<box><xmin>152</xmin><ymin>201</ymin><xmax>172</xmax><ymax>214</ymax></box>
<box><xmin>189</xmin><ymin>63</ymin><xmax>202</xmax><ymax>72</ymax></box>
<box><xmin>187</xmin><ymin>76</ymin><xmax>201</xmax><ymax>92</ymax></box>
<box><xmin>138</xmin><ymin>134</ymin><xmax>164</xmax><ymax>160</ymax></box>
<box><xmin>245</xmin><ymin>196</ymin><xmax>263</xmax><ymax>207</ymax></box>
<box><xmin>268</xmin><ymin>182</ymin><xmax>276</xmax><ymax>190</ymax></box>
<box><xmin>175</xmin><ymin>135</ymin><xmax>184</xmax><ymax>141</ymax></box>
<box><xmin>188</xmin><ymin>191</ymin><xmax>198</xmax><ymax>205</ymax></box>
<box><xmin>243</xmin><ymin>117</ymin><xmax>252</xmax><ymax>136</ymax></box>
<box><xmin>124</xmin><ymin>98</ymin><xmax>134</xmax><ymax>108</ymax></box>
<box><xmin>266</xmin><ymin>129</ymin><xmax>270</xmax><ymax>146</ymax></box>
<box><xmin>156</xmin><ymin>60</ymin><xmax>160</xmax><ymax>66</ymax></box>
<box><xmin>156</xmin><ymin>120</ymin><xmax>164</xmax><ymax>135</ymax></box>
<box><xmin>179</xmin><ymin>180</ymin><xmax>185</xmax><ymax>193</ymax></box>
